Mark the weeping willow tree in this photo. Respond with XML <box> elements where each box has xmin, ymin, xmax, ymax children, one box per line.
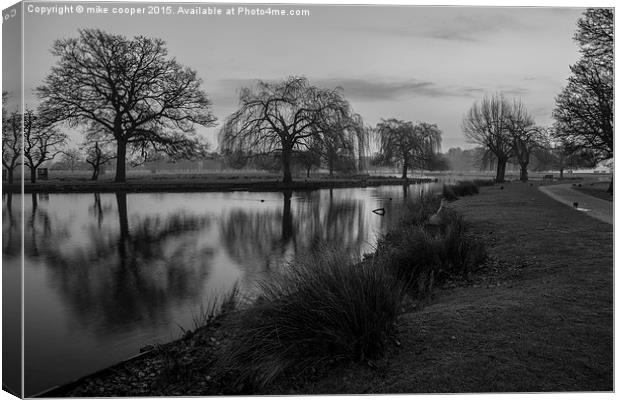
<box><xmin>376</xmin><ymin>119</ymin><xmax>442</xmax><ymax>179</ymax></box>
<box><xmin>350</xmin><ymin>113</ymin><xmax>371</xmax><ymax>173</ymax></box>
<box><xmin>220</xmin><ymin>76</ymin><xmax>355</xmax><ymax>184</ymax></box>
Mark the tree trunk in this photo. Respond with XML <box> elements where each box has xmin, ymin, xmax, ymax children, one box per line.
<box><xmin>281</xmin><ymin>144</ymin><xmax>293</xmax><ymax>185</ymax></box>
<box><xmin>91</xmin><ymin>166</ymin><xmax>99</xmax><ymax>181</ymax></box>
<box><xmin>281</xmin><ymin>190</ymin><xmax>293</xmax><ymax>245</ymax></box>
<box><xmin>115</xmin><ymin>140</ymin><xmax>127</xmax><ymax>183</ymax></box>
<box><xmin>401</xmin><ymin>162</ymin><xmax>408</xmax><ymax>179</ymax></box>
<box><xmin>519</xmin><ymin>162</ymin><xmax>528</xmax><ymax>182</ymax></box>
<box><xmin>559</xmin><ymin>168</ymin><xmax>564</xmax><ymax>180</ymax></box>
<box><xmin>306</xmin><ymin>166</ymin><xmax>311</xmax><ymax>178</ymax></box>
<box><xmin>495</xmin><ymin>159</ymin><xmax>507</xmax><ymax>183</ymax></box>
<box><xmin>116</xmin><ymin>192</ymin><xmax>129</xmax><ymax>240</ymax></box>
<box><xmin>30</xmin><ymin>167</ymin><xmax>36</xmax><ymax>184</ymax></box>
<box><xmin>7</xmin><ymin>169</ymin><xmax>13</xmax><ymax>184</ymax></box>
<box><xmin>607</xmin><ymin>177</ymin><xmax>613</xmax><ymax>194</ymax></box>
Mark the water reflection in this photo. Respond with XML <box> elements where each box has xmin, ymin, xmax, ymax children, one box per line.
<box><xmin>11</xmin><ymin>183</ymin><xmax>440</xmax><ymax>395</ymax></box>
<box><xmin>220</xmin><ymin>189</ymin><xmax>372</xmax><ymax>279</ymax></box>
<box><xmin>34</xmin><ymin>193</ymin><xmax>214</xmax><ymax>330</ymax></box>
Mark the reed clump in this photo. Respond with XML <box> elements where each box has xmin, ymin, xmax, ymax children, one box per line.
<box><xmin>217</xmin><ymin>250</ymin><xmax>405</xmax><ymax>390</ymax></box>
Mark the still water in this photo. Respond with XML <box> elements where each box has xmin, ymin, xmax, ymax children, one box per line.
<box><xmin>2</xmin><ymin>183</ymin><xmax>440</xmax><ymax>395</ymax></box>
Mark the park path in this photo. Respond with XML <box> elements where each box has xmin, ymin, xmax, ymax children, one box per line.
<box><xmin>539</xmin><ymin>183</ymin><xmax>613</xmax><ymax>225</ymax></box>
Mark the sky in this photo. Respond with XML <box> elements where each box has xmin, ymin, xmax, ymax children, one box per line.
<box><xmin>4</xmin><ymin>1</ymin><xmax>587</xmax><ymax>151</ymax></box>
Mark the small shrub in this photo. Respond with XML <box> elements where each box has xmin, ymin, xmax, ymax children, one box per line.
<box><xmin>443</xmin><ymin>184</ymin><xmax>458</xmax><ymax>201</ymax></box>
<box><xmin>443</xmin><ymin>180</ymin><xmax>480</xmax><ymax>200</ymax></box>
<box><xmin>218</xmin><ymin>249</ymin><xmax>405</xmax><ymax>390</ymax></box>
<box><xmin>437</xmin><ymin>210</ymin><xmax>488</xmax><ymax>278</ymax></box>
<box><xmin>453</xmin><ymin>181</ymin><xmax>479</xmax><ymax>196</ymax></box>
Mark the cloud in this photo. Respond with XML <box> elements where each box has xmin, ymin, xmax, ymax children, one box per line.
<box><xmin>346</xmin><ymin>10</ymin><xmax>524</xmax><ymax>42</ymax></box>
<box><xmin>215</xmin><ymin>77</ymin><xmax>530</xmax><ymax>104</ymax></box>
<box><xmin>423</xmin><ymin>13</ymin><xmax>523</xmax><ymax>42</ymax></box>
<box><xmin>315</xmin><ymin>78</ymin><xmax>498</xmax><ymax>101</ymax></box>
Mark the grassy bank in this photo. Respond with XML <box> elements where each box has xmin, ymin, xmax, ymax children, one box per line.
<box><xmin>52</xmin><ymin>179</ymin><xmax>612</xmax><ymax>395</ymax></box>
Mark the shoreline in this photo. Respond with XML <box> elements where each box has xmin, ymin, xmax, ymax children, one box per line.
<box><xmin>3</xmin><ymin>177</ymin><xmax>436</xmax><ymax>194</ymax></box>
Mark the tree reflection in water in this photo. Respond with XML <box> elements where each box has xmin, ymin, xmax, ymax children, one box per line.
<box><xmin>2</xmin><ymin>193</ymin><xmax>18</xmax><ymax>256</ymax></box>
<box><xmin>24</xmin><ymin>192</ymin><xmax>215</xmax><ymax>332</ymax></box>
<box><xmin>220</xmin><ymin>189</ymin><xmax>369</xmax><ymax>279</ymax></box>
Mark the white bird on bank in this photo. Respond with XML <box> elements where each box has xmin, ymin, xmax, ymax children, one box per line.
<box><xmin>428</xmin><ymin>199</ymin><xmax>446</xmax><ymax>226</ymax></box>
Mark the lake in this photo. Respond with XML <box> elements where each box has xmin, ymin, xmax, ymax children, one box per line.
<box><xmin>2</xmin><ymin>183</ymin><xmax>441</xmax><ymax>395</ymax></box>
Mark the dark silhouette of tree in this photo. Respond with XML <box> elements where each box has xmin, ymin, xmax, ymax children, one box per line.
<box><xmin>296</xmin><ymin>149</ymin><xmax>322</xmax><ymax>178</ymax></box>
<box><xmin>2</xmin><ymin>109</ymin><xmax>21</xmax><ymax>184</ymax></box>
<box><xmin>220</xmin><ymin>76</ymin><xmax>353</xmax><ymax>184</ymax></box>
<box><xmin>23</xmin><ymin>110</ymin><xmax>67</xmax><ymax>183</ymax></box>
<box><xmin>553</xmin><ymin>8</ymin><xmax>613</xmax><ymax>192</ymax></box>
<box><xmin>376</xmin><ymin>119</ymin><xmax>442</xmax><ymax>179</ymax></box>
<box><xmin>2</xmin><ymin>91</ymin><xmax>21</xmax><ymax>184</ymax></box>
<box><xmin>505</xmin><ymin>100</ymin><xmax>546</xmax><ymax>182</ymax></box>
<box><xmin>85</xmin><ymin>141</ymin><xmax>116</xmax><ymax>180</ymax></box>
<box><xmin>462</xmin><ymin>93</ymin><xmax>513</xmax><ymax>183</ymax></box>
<box><xmin>314</xmin><ymin>126</ymin><xmax>356</xmax><ymax>177</ymax></box>
<box><xmin>38</xmin><ymin>29</ymin><xmax>216</xmax><ymax>183</ymax></box>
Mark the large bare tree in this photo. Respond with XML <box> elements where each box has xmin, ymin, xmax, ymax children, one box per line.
<box><xmin>376</xmin><ymin>119</ymin><xmax>442</xmax><ymax>179</ymax></box>
<box><xmin>462</xmin><ymin>93</ymin><xmax>513</xmax><ymax>183</ymax></box>
<box><xmin>220</xmin><ymin>76</ymin><xmax>353</xmax><ymax>184</ymax></box>
<box><xmin>553</xmin><ymin>9</ymin><xmax>613</xmax><ymax>192</ymax></box>
<box><xmin>23</xmin><ymin>110</ymin><xmax>67</xmax><ymax>183</ymax></box>
<box><xmin>38</xmin><ymin>29</ymin><xmax>216</xmax><ymax>183</ymax></box>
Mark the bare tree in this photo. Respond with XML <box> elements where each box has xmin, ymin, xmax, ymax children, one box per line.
<box><xmin>85</xmin><ymin>141</ymin><xmax>116</xmax><ymax>180</ymax></box>
<box><xmin>220</xmin><ymin>76</ymin><xmax>353</xmax><ymax>184</ymax></box>
<box><xmin>23</xmin><ymin>110</ymin><xmax>67</xmax><ymax>183</ymax></box>
<box><xmin>553</xmin><ymin>9</ymin><xmax>613</xmax><ymax>192</ymax></box>
<box><xmin>462</xmin><ymin>93</ymin><xmax>513</xmax><ymax>183</ymax></box>
<box><xmin>60</xmin><ymin>148</ymin><xmax>82</xmax><ymax>172</ymax></box>
<box><xmin>505</xmin><ymin>100</ymin><xmax>546</xmax><ymax>182</ymax></box>
<box><xmin>376</xmin><ymin>119</ymin><xmax>442</xmax><ymax>179</ymax></box>
<box><xmin>38</xmin><ymin>29</ymin><xmax>216</xmax><ymax>183</ymax></box>
<box><xmin>2</xmin><ymin>107</ymin><xmax>21</xmax><ymax>183</ymax></box>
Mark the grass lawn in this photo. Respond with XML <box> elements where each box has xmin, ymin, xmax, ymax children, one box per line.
<box><xmin>273</xmin><ymin>181</ymin><xmax>613</xmax><ymax>393</ymax></box>
<box><xmin>573</xmin><ymin>181</ymin><xmax>613</xmax><ymax>202</ymax></box>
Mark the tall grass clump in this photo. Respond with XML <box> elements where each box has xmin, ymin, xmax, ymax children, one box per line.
<box><xmin>375</xmin><ymin>226</ymin><xmax>442</xmax><ymax>297</ymax></box>
<box><xmin>376</xmin><ymin>194</ymin><xmax>487</xmax><ymax>294</ymax></box>
<box><xmin>217</xmin><ymin>249</ymin><xmax>405</xmax><ymax>390</ymax></box>
<box><xmin>436</xmin><ymin>209</ymin><xmax>487</xmax><ymax>278</ymax></box>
